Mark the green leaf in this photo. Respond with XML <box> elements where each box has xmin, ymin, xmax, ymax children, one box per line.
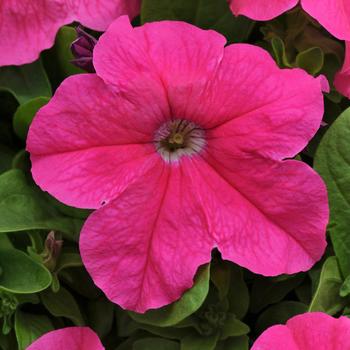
<box><xmin>340</xmin><ymin>274</ymin><xmax>350</xmax><ymax>297</ymax></box>
<box><xmin>13</xmin><ymin>97</ymin><xmax>49</xmax><ymax>140</ymax></box>
<box><xmin>55</xmin><ymin>252</ymin><xmax>83</xmax><ymax>273</ymax></box>
<box><xmin>296</xmin><ymin>47</ymin><xmax>324</xmax><ymax>75</ymax></box>
<box><xmin>250</xmin><ymin>274</ymin><xmax>304</xmax><ymax>313</ymax></box>
<box><xmin>54</xmin><ymin>26</ymin><xmax>85</xmax><ymax>77</ymax></box>
<box><xmin>308</xmin><ymin>256</ymin><xmax>347</xmax><ymax>315</ymax></box>
<box><xmin>133</xmin><ymin>338</ymin><xmax>180</xmax><ymax>350</ymax></box>
<box><xmin>15</xmin><ymin>310</ymin><xmax>53</xmax><ymax>350</ymax></box>
<box><xmin>87</xmin><ymin>298</ymin><xmax>114</xmax><ymax>338</ymax></box>
<box><xmin>226</xmin><ymin>265</ymin><xmax>249</xmax><ymax>319</ymax></box>
<box><xmin>220</xmin><ymin>314</ymin><xmax>249</xmax><ymax>340</ymax></box>
<box><xmin>40</xmin><ymin>287</ymin><xmax>84</xmax><ymax>326</ymax></box>
<box><xmin>215</xmin><ymin>336</ymin><xmax>249</xmax><ymax>350</ymax></box>
<box><xmin>255</xmin><ymin>301</ymin><xmax>307</xmax><ymax>334</ymax></box>
<box><xmin>271</xmin><ymin>37</ymin><xmax>292</xmax><ymax>68</ymax></box>
<box><xmin>0</xmin><ymin>249</ymin><xmax>51</xmax><ymax>294</ymax></box>
<box><xmin>0</xmin><ymin>145</ymin><xmax>15</xmax><ymax>175</ymax></box>
<box><xmin>129</xmin><ymin>265</ymin><xmax>210</xmax><ymax>327</ymax></box>
<box><xmin>141</xmin><ymin>0</ymin><xmax>254</xmax><ymax>43</ymax></box>
<box><xmin>0</xmin><ymin>60</ymin><xmax>51</xmax><ymax>105</ymax></box>
<box><xmin>314</xmin><ymin>107</ymin><xmax>350</xmax><ymax>276</ymax></box>
<box><xmin>181</xmin><ymin>333</ymin><xmax>219</xmax><ymax>350</ymax></box>
<box><xmin>0</xmin><ymin>169</ymin><xmax>82</xmax><ymax>237</ymax></box>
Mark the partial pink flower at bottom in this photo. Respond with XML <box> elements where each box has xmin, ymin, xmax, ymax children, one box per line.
<box><xmin>228</xmin><ymin>0</ymin><xmax>350</xmax><ymax>41</ymax></box>
<box><xmin>0</xmin><ymin>0</ymin><xmax>140</xmax><ymax>66</ymax></box>
<box><xmin>251</xmin><ymin>312</ymin><xmax>350</xmax><ymax>350</ymax></box>
<box><xmin>27</xmin><ymin>17</ymin><xmax>329</xmax><ymax>312</ymax></box>
<box><xmin>334</xmin><ymin>42</ymin><xmax>350</xmax><ymax>99</ymax></box>
<box><xmin>26</xmin><ymin>327</ymin><xmax>104</xmax><ymax>350</ymax></box>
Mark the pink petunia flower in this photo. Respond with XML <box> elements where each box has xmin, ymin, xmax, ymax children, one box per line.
<box><xmin>27</xmin><ymin>17</ymin><xmax>329</xmax><ymax>312</ymax></box>
<box><xmin>228</xmin><ymin>0</ymin><xmax>350</xmax><ymax>41</ymax></box>
<box><xmin>251</xmin><ymin>312</ymin><xmax>350</xmax><ymax>350</ymax></box>
<box><xmin>0</xmin><ymin>0</ymin><xmax>140</xmax><ymax>66</ymax></box>
<box><xmin>26</xmin><ymin>327</ymin><xmax>104</xmax><ymax>350</ymax></box>
<box><xmin>334</xmin><ymin>42</ymin><xmax>350</xmax><ymax>99</ymax></box>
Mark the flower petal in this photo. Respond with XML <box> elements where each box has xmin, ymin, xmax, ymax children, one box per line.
<box><xmin>27</xmin><ymin>74</ymin><xmax>159</xmax><ymax>209</ymax></box>
<box><xmin>334</xmin><ymin>42</ymin><xmax>350</xmax><ymax>99</ymax></box>
<box><xmin>74</xmin><ymin>0</ymin><xmax>141</xmax><ymax>31</ymax></box>
<box><xmin>93</xmin><ymin>17</ymin><xmax>226</xmax><ymax>122</ymax></box>
<box><xmin>27</xmin><ymin>327</ymin><xmax>104</xmax><ymax>350</ymax></box>
<box><xmin>204</xmin><ymin>44</ymin><xmax>325</xmax><ymax>160</ymax></box>
<box><xmin>0</xmin><ymin>1</ymin><xmax>70</xmax><ymax>66</ymax></box>
<box><xmin>200</xmin><ymin>153</ymin><xmax>328</xmax><ymax>276</ymax></box>
<box><xmin>301</xmin><ymin>0</ymin><xmax>350</xmax><ymax>40</ymax></box>
<box><xmin>252</xmin><ymin>312</ymin><xmax>350</xmax><ymax>349</ymax></box>
<box><xmin>80</xmin><ymin>159</ymin><xmax>215</xmax><ymax>312</ymax></box>
<box><xmin>228</xmin><ymin>0</ymin><xmax>298</xmax><ymax>21</ymax></box>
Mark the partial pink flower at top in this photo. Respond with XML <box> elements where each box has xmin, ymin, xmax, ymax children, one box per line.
<box><xmin>27</xmin><ymin>17</ymin><xmax>329</xmax><ymax>313</ymax></box>
<box><xmin>251</xmin><ymin>312</ymin><xmax>350</xmax><ymax>350</ymax></box>
<box><xmin>0</xmin><ymin>0</ymin><xmax>141</xmax><ymax>66</ymax></box>
<box><xmin>334</xmin><ymin>42</ymin><xmax>350</xmax><ymax>99</ymax></box>
<box><xmin>26</xmin><ymin>327</ymin><xmax>104</xmax><ymax>350</ymax></box>
<box><xmin>228</xmin><ymin>0</ymin><xmax>350</xmax><ymax>40</ymax></box>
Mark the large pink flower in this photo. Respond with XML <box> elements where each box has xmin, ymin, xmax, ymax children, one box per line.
<box><xmin>251</xmin><ymin>312</ymin><xmax>350</xmax><ymax>349</ymax></box>
<box><xmin>0</xmin><ymin>0</ymin><xmax>140</xmax><ymax>66</ymax></box>
<box><xmin>26</xmin><ymin>327</ymin><xmax>104</xmax><ymax>350</ymax></box>
<box><xmin>27</xmin><ymin>17</ymin><xmax>329</xmax><ymax>312</ymax></box>
<box><xmin>229</xmin><ymin>0</ymin><xmax>350</xmax><ymax>40</ymax></box>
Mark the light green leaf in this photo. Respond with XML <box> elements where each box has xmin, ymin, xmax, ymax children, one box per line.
<box><xmin>40</xmin><ymin>287</ymin><xmax>84</xmax><ymax>325</ymax></box>
<box><xmin>314</xmin><ymin>107</ymin><xmax>350</xmax><ymax>276</ymax></box>
<box><xmin>296</xmin><ymin>47</ymin><xmax>324</xmax><ymax>75</ymax></box>
<box><xmin>15</xmin><ymin>310</ymin><xmax>53</xmax><ymax>350</ymax></box>
<box><xmin>13</xmin><ymin>97</ymin><xmax>49</xmax><ymax>140</ymax></box>
<box><xmin>129</xmin><ymin>265</ymin><xmax>210</xmax><ymax>327</ymax></box>
<box><xmin>308</xmin><ymin>256</ymin><xmax>347</xmax><ymax>315</ymax></box>
<box><xmin>0</xmin><ymin>60</ymin><xmax>51</xmax><ymax>104</ymax></box>
<box><xmin>0</xmin><ymin>249</ymin><xmax>51</xmax><ymax>294</ymax></box>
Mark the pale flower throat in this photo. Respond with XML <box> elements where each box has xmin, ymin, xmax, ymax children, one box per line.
<box><xmin>155</xmin><ymin>119</ymin><xmax>206</xmax><ymax>162</ymax></box>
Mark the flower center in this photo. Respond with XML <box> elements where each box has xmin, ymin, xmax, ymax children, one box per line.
<box><xmin>155</xmin><ymin>119</ymin><xmax>206</xmax><ymax>162</ymax></box>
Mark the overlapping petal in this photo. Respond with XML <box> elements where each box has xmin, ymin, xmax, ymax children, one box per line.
<box><xmin>251</xmin><ymin>312</ymin><xmax>350</xmax><ymax>350</ymax></box>
<box><xmin>27</xmin><ymin>327</ymin><xmax>104</xmax><ymax>350</ymax></box>
<box><xmin>0</xmin><ymin>0</ymin><xmax>141</xmax><ymax>66</ymax></box>
<box><xmin>301</xmin><ymin>0</ymin><xmax>350</xmax><ymax>41</ymax></box>
<box><xmin>27</xmin><ymin>74</ymin><xmax>158</xmax><ymax>209</ymax></box>
<box><xmin>228</xmin><ymin>0</ymin><xmax>298</xmax><ymax>21</ymax></box>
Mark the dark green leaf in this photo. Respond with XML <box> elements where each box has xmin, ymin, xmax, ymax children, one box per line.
<box><xmin>255</xmin><ymin>301</ymin><xmax>307</xmax><ymax>334</ymax></box>
<box><xmin>87</xmin><ymin>298</ymin><xmax>114</xmax><ymax>338</ymax></box>
<box><xmin>141</xmin><ymin>0</ymin><xmax>254</xmax><ymax>43</ymax></box>
<box><xmin>15</xmin><ymin>310</ymin><xmax>53</xmax><ymax>350</ymax></box>
<box><xmin>40</xmin><ymin>287</ymin><xmax>84</xmax><ymax>325</ymax></box>
<box><xmin>133</xmin><ymin>337</ymin><xmax>180</xmax><ymax>350</ymax></box>
<box><xmin>0</xmin><ymin>170</ymin><xmax>82</xmax><ymax>237</ymax></box>
<box><xmin>215</xmin><ymin>336</ymin><xmax>249</xmax><ymax>350</ymax></box>
<box><xmin>220</xmin><ymin>314</ymin><xmax>249</xmax><ymax>340</ymax></box>
<box><xmin>181</xmin><ymin>332</ymin><xmax>219</xmax><ymax>350</ymax></box>
<box><xmin>0</xmin><ymin>60</ymin><xmax>51</xmax><ymax>105</ymax></box>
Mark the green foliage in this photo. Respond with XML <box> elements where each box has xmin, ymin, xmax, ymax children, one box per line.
<box><xmin>141</xmin><ymin>0</ymin><xmax>254</xmax><ymax>43</ymax></box>
<box><xmin>0</xmin><ymin>60</ymin><xmax>51</xmax><ymax>104</ymax></box>
<box><xmin>314</xmin><ymin>108</ymin><xmax>350</xmax><ymax>276</ymax></box>
<box><xmin>0</xmin><ymin>170</ymin><xmax>82</xmax><ymax>237</ymax></box>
